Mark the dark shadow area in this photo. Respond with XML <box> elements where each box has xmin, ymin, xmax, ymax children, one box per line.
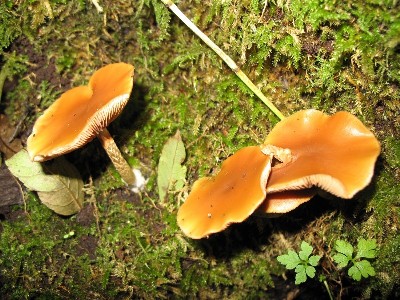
<box><xmin>352</xmin><ymin>154</ymin><xmax>384</xmax><ymax>218</ymax></box>
<box><xmin>268</xmin><ymin>274</ymin><xmax>330</xmax><ymax>300</ymax></box>
<box><xmin>196</xmin><ymin>195</ymin><xmax>331</xmax><ymax>260</ymax></box>
<box><xmin>112</xmin><ymin>82</ymin><xmax>150</xmax><ymax>133</ymax></box>
<box><xmin>41</xmin><ymin>156</ymin><xmax>82</xmax><ymax>180</ymax></box>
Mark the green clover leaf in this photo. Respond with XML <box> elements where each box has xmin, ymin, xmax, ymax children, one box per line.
<box><xmin>298</xmin><ymin>241</ymin><xmax>313</xmax><ymax>261</ymax></box>
<box><xmin>353</xmin><ymin>260</ymin><xmax>376</xmax><ymax>280</ymax></box>
<box><xmin>332</xmin><ymin>252</ymin><xmax>351</xmax><ymax>268</ymax></box>
<box><xmin>334</xmin><ymin>240</ymin><xmax>354</xmax><ymax>259</ymax></box>
<box><xmin>348</xmin><ymin>265</ymin><xmax>362</xmax><ymax>281</ymax></box>
<box><xmin>305</xmin><ymin>265</ymin><xmax>316</xmax><ymax>278</ymax></box>
<box><xmin>356</xmin><ymin>239</ymin><xmax>377</xmax><ymax>259</ymax></box>
<box><xmin>308</xmin><ymin>255</ymin><xmax>321</xmax><ymax>267</ymax></box>
<box><xmin>277</xmin><ymin>250</ymin><xmax>301</xmax><ymax>270</ymax></box>
<box><xmin>295</xmin><ymin>265</ymin><xmax>307</xmax><ymax>284</ymax></box>
<box><xmin>333</xmin><ymin>238</ymin><xmax>377</xmax><ymax>281</ymax></box>
<box><xmin>277</xmin><ymin>241</ymin><xmax>321</xmax><ymax>285</ymax></box>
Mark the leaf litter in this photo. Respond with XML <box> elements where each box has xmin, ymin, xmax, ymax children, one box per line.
<box><xmin>5</xmin><ymin>149</ymin><xmax>84</xmax><ymax>215</ymax></box>
<box><xmin>157</xmin><ymin>130</ymin><xmax>187</xmax><ymax>203</ymax></box>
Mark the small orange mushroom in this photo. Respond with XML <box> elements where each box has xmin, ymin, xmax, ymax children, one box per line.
<box><xmin>177</xmin><ymin>146</ymin><xmax>272</xmax><ymax>239</ymax></box>
<box><xmin>258</xmin><ymin>189</ymin><xmax>316</xmax><ymax>214</ymax></box>
<box><xmin>27</xmin><ymin>63</ymin><xmax>137</xmax><ymax>185</ymax></box>
<box><xmin>260</xmin><ymin>109</ymin><xmax>380</xmax><ymax>212</ymax></box>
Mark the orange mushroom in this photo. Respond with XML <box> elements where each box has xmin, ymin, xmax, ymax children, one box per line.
<box><xmin>260</xmin><ymin>109</ymin><xmax>380</xmax><ymax>213</ymax></box>
<box><xmin>27</xmin><ymin>63</ymin><xmax>137</xmax><ymax>185</ymax></box>
<box><xmin>258</xmin><ymin>189</ymin><xmax>316</xmax><ymax>214</ymax></box>
<box><xmin>177</xmin><ymin>146</ymin><xmax>272</xmax><ymax>239</ymax></box>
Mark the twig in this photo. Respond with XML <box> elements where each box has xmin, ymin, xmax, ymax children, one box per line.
<box><xmin>0</xmin><ymin>136</ymin><xmax>16</xmax><ymax>154</ymax></box>
<box><xmin>323</xmin><ymin>279</ymin><xmax>334</xmax><ymax>300</ymax></box>
<box><xmin>91</xmin><ymin>0</ymin><xmax>103</xmax><ymax>13</ymax></box>
<box><xmin>160</xmin><ymin>0</ymin><xmax>285</xmax><ymax>120</ymax></box>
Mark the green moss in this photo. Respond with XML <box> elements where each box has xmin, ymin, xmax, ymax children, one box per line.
<box><xmin>383</xmin><ymin>136</ymin><xmax>400</xmax><ymax>170</ymax></box>
<box><xmin>4</xmin><ymin>79</ymin><xmax>32</xmax><ymax>122</ymax></box>
<box><xmin>372</xmin><ymin>235</ymin><xmax>400</xmax><ymax>298</ymax></box>
<box><xmin>0</xmin><ymin>193</ymin><xmax>94</xmax><ymax>298</ymax></box>
<box><xmin>0</xmin><ymin>3</ymin><xmax>21</xmax><ymax>51</ymax></box>
<box><xmin>367</xmin><ymin>168</ymin><xmax>400</xmax><ymax>236</ymax></box>
<box><xmin>0</xmin><ymin>52</ymin><xmax>28</xmax><ymax>105</ymax></box>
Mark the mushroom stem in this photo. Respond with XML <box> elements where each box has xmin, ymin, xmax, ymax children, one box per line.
<box><xmin>97</xmin><ymin>128</ymin><xmax>136</xmax><ymax>185</ymax></box>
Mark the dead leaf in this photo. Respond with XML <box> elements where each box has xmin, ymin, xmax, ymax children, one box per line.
<box><xmin>157</xmin><ymin>130</ymin><xmax>187</xmax><ymax>202</ymax></box>
<box><xmin>5</xmin><ymin>149</ymin><xmax>84</xmax><ymax>215</ymax></box>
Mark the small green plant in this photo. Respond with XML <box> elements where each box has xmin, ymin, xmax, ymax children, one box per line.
<box><xmin>277</xmin><ymin>241</ymin><xmax>321</xmax><ymax>284</ymax></box>
<box><xmin>63</xmin><ymin>231</ymin><xmax>75</xmax><ymax>239</ymax></box>
<box><xmin>332</xmin><ymin>239</ymin><xmax>377</xmax><ymax>281</ymax></box>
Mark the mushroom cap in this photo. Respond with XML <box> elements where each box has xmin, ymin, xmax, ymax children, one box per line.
<box><xmin>27</xmin><ymin>63</ymin><xmax>134</xmax><ymax>162</ymax></box>
<box><xmin>259</xmin><ymin>189</ymin><xmax>316</xmax><ymax>214</ymax></box>
<box><xmin>177</xmin><ymin>146</ymin><xmax>272</xmax><ymax>239</ymax></box>
<box><xmin>262</xmin><ymin>109</ymin><xmax>381</xmax><ymax>199</ymax></box>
